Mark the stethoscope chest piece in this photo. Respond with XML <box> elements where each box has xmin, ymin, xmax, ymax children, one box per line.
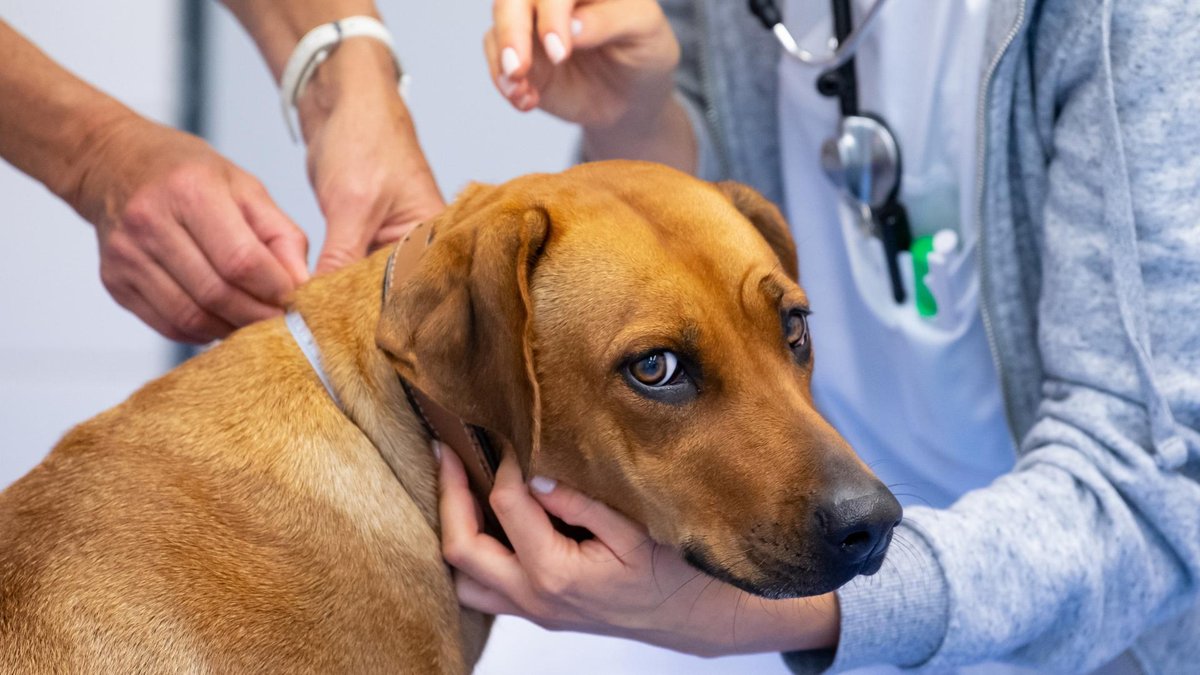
<box><xmin>819</xmin><ymin>115</ymin><xmax>900</xmax><ymax>219</ymax></box>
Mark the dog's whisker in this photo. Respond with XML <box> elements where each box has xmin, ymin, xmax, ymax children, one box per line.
<box><xmin>596</xmin><ymin>535</ymin><xmax>653</xmax><ymax>565</ymax></box>
<box><xmin>731</xmin><ymin>589</ymin><xmax>748</xmax><ymax>649</ymax></box>
<box><xmin>651</xmin><ymin>570</ymin><xmax>707</xmax><ymax>612</ymax></box>
<box><xmin>685</xmin><ymin>576</ymin><xmax>720</xmax><ymax>621</ymax></box>
<box><xmin>650</xmin><ymin>541</ymin><xmax>665</xmax><ymax>597</ymax></box>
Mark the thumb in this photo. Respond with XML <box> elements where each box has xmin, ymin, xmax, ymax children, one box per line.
<box><xmin>316</xmin><ymin>212</ymin><xmax>371</xmax><ymax>275</ymax></box>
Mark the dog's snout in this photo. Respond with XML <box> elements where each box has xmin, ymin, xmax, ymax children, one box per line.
<box><xmin>818</xmin><ymin>482</ymin><xmax>902</xmax><ymax>568</ymax></box>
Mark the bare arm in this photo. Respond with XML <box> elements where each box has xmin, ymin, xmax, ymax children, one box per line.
<box><xmin>0</xmin><ymin>20</ymin><xmax>307</xmax><ymax>342</ymax></box>
<box><xmin>0</xmin><ymin>20</ymin><xmax>132</xmax><ymax>205</ymax></box>
<box><xmin>220</xmin><ymin>1</ymin><xmax>445</xmax><ymax>272</ymax></box>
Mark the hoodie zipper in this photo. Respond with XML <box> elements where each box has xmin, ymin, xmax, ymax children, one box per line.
<box><xmin>694</xmin><ymin>0</ymin><xmax>732</xmax><ymax>176</ymax></box>
<box><xmin>975</xmin><ymin>0</ymin><xmax>1028</xmax><ymax>447</ymax></box>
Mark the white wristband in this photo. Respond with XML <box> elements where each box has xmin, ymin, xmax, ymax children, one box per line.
<box><xmin>279</xmin><ymin>16</ymin><xmax>410</xmax><ymax>142</ymax></box>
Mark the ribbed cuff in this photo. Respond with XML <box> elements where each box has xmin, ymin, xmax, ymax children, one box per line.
<box><xmin>782</xmin><ymin>521</ymin><xmax>950</xmax><ymax>673</ymax></box>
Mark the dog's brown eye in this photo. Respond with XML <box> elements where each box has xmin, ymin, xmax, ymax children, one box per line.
<box><xmin>786</xmin><ymin>311</ymin><xmax>810</xmax><ymax>350</ymax></box>
<box><xmin>629</xmin><ymin>351</ymin><xmax>678</xmax><ymax>387</ymax></box>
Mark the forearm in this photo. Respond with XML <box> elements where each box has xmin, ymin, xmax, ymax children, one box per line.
<box><xmin>220</xmin><ymin>1</ymin><xmax>406</xmax><ymax>146</ymax></box>
<box><xmin>0</xmin><ymin>20</ymin><xmax>135</xmax><ymax>207</ymax></box>
<box><xmin>219</xmin><ymin>0</ymin><xmax>384</xmax><ymax>78</ymax></box>
<box><xmin>581</xmin><ymin>95</ymin><xmax>697</xmax><ymax>175</ymax></box>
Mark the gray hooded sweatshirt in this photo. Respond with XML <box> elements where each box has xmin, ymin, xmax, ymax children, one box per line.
<box><xmin>660</xmin><ymin>0</ymin><xmax>1200</xmax><ymax>672</ymax></box>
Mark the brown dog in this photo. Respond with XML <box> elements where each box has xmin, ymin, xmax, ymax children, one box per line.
<box><xmin>0</xmin><ymin>161</ymin><xmax>899</xmax><ymax>672</ymax></box>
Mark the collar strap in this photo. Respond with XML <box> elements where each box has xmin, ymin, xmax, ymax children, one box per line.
<box><xmin>285</xmin><ymin>310</ymin><xmax>341</xmax><ymax>407</ymax></box>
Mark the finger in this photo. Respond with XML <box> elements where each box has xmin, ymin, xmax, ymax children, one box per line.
<box><xmin>315</xmin><ymin>209</ymin><xmax>371</xmax><ymax>275</ymax></box>
<box><xmin>488</xmin><ymin>454</ymin><xmax>572</xmax><ymax>570</ymax></box>
<box><xmin>530</xmin><ymin>476</ymin><xmax>650</xmax><ymax>557</ymax></box>
<box><xmin>102</xmin><ymin>232</ymin><xmax>233</xmax><ymax>342</ymax></box>
<box><xmin>371</xmin><ymin>214</ymin><xmax>420</xmax><ymax>251</ymax></box>
<box><xmin>132</xmin><ymin>256</ymin><xmax>234</xmax><ymax>343</ymax></box>
<box><xmin>177</xmin><ymin>191</ymin><xmax>297</xmax><ymax>307</ymax></box>
<box><xmin>535</xmin><ymin>0</ymin><xmax>576</xmax><ymax>64</ymax></box>
<box><xmin>570</xmin><ymin>0</ymin><xmax>666</xmax><ymax>50</ymax></box>
<box><xmin>438</xmin><ymin>443</ymin><xmax>530</xmax><ymax>593</ymax></box>
<box><xmin>141</xmin><ymin>218</ymin><xmax>285</xmax><ymax>327</ymax></box>
<box><xmin>514</xmin><ymin>88</ymin><xmax>542</xmax><ymax>112</ymax></box>
<box><xmin>455</xmin><ymin>571</ymin><xmax>524</xmax><ymax>616</ymax></box>
<box><xmin>239</xmin><ymin>184</ymin><xmax>310</xmax><ymax>287</ymax></box>
<box><xmin>108</xmin><ymin>281</ymin><xmax>189</xmax><ymax>343</ymax></box>
<box><xmin>492</xmin><ymin>0</ymin><xmax>535</xmax><ymax>78</ymax></box>
<box><xmin>485</xmin><ymin>30</ymin><xmax>535</xmax><ymax>105</ymax></box>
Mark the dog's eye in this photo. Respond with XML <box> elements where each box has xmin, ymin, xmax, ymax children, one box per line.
<box><xmin>623</xmin><ymin>349</ymin><xmax>698</xmax><ymax>404</ymax></box>
<box><xmin>628</xmin><ymin>350</ymin><xmax>679</xmax><ymax>387</ymax></box>
<box><xmin>785</xmin><ymin>310</ymin><xmax>810</xmax><ymax>358</ymax></box>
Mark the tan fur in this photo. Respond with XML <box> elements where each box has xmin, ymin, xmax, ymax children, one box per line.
<box><xmin>0</xmin><ymin>161</ymin><xmax>886</xmax><ymax>672</ymax></box>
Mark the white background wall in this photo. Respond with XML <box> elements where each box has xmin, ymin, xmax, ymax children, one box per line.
<box><xmin>1</xmin><ymin>1</ymin><xmax>788</xmax><ymax>672</ymax></box>
<box><xmin>1</xmin><ymin>2</ymin><xmax>178</xmax><ymax>483</ymax></box>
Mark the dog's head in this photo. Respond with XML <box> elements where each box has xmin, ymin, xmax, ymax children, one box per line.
<box><xmin>377</xmin><ymin>161</ymin><xmax>899</xmax><ymax>597</ymax></box>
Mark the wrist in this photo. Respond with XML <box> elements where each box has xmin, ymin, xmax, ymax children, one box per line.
<box><xmin>294</xmin><ymin>37</ymin><xmax>402</xmax><ymax>142</ymax></box>
<box><xmin>582</xmin><ymin>93</ymin><xmax>697</xmax><ymax>175</ymax></box>
<box><xmin>644</xmin><ymin>582</ymin><xmax>839</xmax><ymax>657</ymax></box>
<box><xmin>724</xmin><ymin>591</ymin><xmax>840</xmax><ymax>655</ymax></box>
<box><xmin>57</xmin><ymin>104</ymin><xmax>142</xmax><ymax>216</ymax></box>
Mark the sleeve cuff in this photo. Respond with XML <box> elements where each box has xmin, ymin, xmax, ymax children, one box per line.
<box><xmin>782</xmin><ymin>519</ymin><xmax>950</xmax><ymax>673</ymax></box>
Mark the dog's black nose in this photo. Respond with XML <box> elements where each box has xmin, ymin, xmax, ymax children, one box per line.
<box><xmin>818</xmin><ymin>481</ymin><xmax>902</xmax><ymax>568</ymax></box>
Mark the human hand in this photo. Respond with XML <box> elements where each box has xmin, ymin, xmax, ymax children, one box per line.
<box><xmin>73</xmin><ymin>114</ymin><xmax>308</xmax><ymax>343</ymax></box>
<box><xmin>296</xmin><ymin>39</ymin><xmax>445</xmax><ymax>274</ymax></box>
<box><xmin>484</xmin><ymin>0</ymin><xmax>680</xmax><ymax>131</ymax></box>
<box><xmin>437</xmin><ymin>443</ymin><xmax>840</xmax><ymax>657</ymax></box>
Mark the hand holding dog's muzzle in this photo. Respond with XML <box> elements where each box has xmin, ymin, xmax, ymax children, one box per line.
<box><xmin>437</xmin><ymin>442</ymin><xmax>842</xmax><ymax>658</ymax></box>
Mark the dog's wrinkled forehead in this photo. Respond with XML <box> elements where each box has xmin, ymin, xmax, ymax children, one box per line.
<box><xmin>535</xmin><ymin>181</ymin><xmax>796</xmax><ymax>308</ymax></box>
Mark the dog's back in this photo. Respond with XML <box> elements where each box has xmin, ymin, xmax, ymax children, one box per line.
<box><xmin>0</xmin><ymin>257</ymin><xmax>477</xmax><ymax>673</ymax></box>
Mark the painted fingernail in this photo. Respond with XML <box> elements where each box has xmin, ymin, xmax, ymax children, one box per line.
<box><xmin>544</xmin><ymin>32</ymin><xmax>566</xmax><ymax>64</ymax></box>
<box><xmin>518</xmin><ymin>93</ymin><xmax>534</xmax><ymax>109</ymax></box>
<box><xmin>498</xmin><ymin>74</ymin><xmax>518</xmax><ymax>97</ymax></box>
<box><xmin>501</xmin><ymin>47</ymin><xmax>520</xmax><ymax>76</ymax></box>
<box><xmin>529</xmin><ymin>476</ymin><xmax>557</xmax><ymax>494</ymax></box>
<box><xmin>570</xmin><ymin>18</ymin><xmax>583</xmax><ymax>37</ymax></box>
<box><xmin>431</xmin><ymin>440</ymin><xmax>443</xmax><ymax>461</ymax></box>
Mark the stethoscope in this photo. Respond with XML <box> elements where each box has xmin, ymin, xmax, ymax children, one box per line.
<box><xmin>749</xmin><ymin>0</ymin><xmax>911</xmax><ymax>304</ymax></box>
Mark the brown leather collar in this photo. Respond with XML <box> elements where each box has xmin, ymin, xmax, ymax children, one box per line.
<box><xmin>382</xmin><ymin>222</ymin><xmax>508</xmax><ymax>543</ymax></box>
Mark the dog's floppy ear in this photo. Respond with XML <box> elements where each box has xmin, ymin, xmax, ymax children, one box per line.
<box><xmin>376</xmin><ymin>185</ymin><xmax>549</xmax><ymax>468</ymax></box>
<box><xmin>714</xmin><ymin>181</ymin><xmax>799</xmax><ymax>281</ymax></box>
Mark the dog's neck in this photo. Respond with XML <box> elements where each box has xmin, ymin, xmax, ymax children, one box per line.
<box><xmin>288</xmin><ymin>249</ymin><xmax>445</xmax><ymax>528</ymax></box>
<box><xmin>286</xmin><ymin>244</ymin><xmax>506</xmax><ymax>537</ymax></box>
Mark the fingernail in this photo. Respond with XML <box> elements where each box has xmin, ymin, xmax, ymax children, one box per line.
<box><xmin>518</xmin><ymin>93</ymin><xmax>534</xmax><ymax>109</ymax></box>
<box><xmin>431</xmin><ymin>440</ymin><xmax>443</xmax><ymax>461</ymax></box>
<box><xmin>529</xmin><ymin>476</ymin><xmax>557</xmax><ymax>494</ymax></box>
<box><xmin>544</xmin><ymin>32</ymin><xmax>566</xmax><ymax>64</ymax></box>
<box><xmin>501</xmin><ymin>47</ymin><xmax>520</xmax><ymax>76</ymax></box>
<box><xmin>498</xmin><ymin>74</ymin><xmax>518</xmax><ymax>97</ymax></box>
<box><xmin>570</xmin><ymin>18</ymin><xmax>583</xmax><ymax>37</ymax></box>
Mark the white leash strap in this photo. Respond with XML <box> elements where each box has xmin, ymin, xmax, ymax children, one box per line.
<box><xmin>279</xmin><ymin>15</ymin><xmax>411</xmax><ymax>142</ymax></box>
<box><xmin>285</xmin><ymin>311</ymin><xmax>341</xmax><ymax>407</ymax></box>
